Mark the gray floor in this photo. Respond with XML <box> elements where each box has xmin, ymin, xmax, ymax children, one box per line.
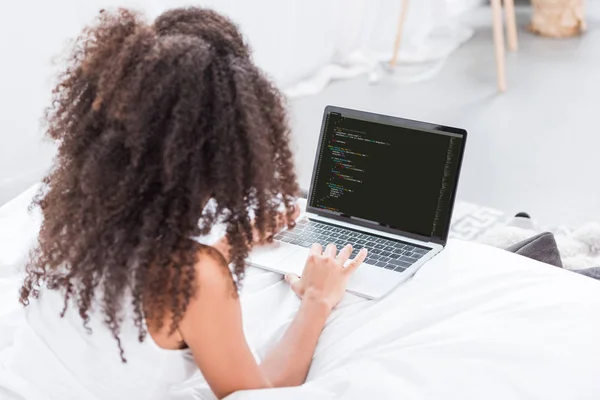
<box><xmin>289</xmin><ymin>5</ymin><xmax>600</xmax><ymax>227</ymax></box>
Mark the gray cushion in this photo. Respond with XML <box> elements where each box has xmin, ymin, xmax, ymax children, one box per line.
<box><xmin>505</xmin><ymin>232</ymin><xmax>600</xmax><ymax>281</ymax></box>
<box><xmin>575</xmin><ymin>267</ymin><xmax>600</xmax><ymax>280</ymax></box>
<box><xmin>505</xmin><ymin>232</ymin><xmax>563</xmax><ymax>268</ymax></box>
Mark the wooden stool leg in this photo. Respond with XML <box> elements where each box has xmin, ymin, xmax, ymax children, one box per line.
<box><xmin>491</xmin><ymin>0</ymin><xmax>507</xmax><ymax>92</ymax></box>
<box><xmin>389</xmin><ymin>0</ymin><xmax>410</xmax><ymax>68</ymax></box>
<box><xmin>504</xmin><ymin>0</ymin><xmax>518</xmax><ymax>51</ymax></box>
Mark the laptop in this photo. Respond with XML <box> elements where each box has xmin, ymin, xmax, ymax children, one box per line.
<box><xmin>248</xmin><ymin>105</ymin><xmax>467</xmax><ymax>299</ymax></box>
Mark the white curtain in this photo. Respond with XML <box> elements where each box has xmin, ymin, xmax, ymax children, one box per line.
<box><xmin>167</xmin><ymin>0</ymin><xmax>479</xmax><ymax>97</ymax></box>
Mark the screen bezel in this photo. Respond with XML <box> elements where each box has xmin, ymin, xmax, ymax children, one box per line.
<box><xmin>306</xmin><ymin>105</ymin><xmax>468</xmax><ymax>246</ymax></box>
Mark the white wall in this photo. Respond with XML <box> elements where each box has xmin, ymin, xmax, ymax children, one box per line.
<box><xmin>0</xmin><ymin>0</ymin><xmax>157</xmax><ymax>205</ymax></box>
<box><xmin>0</xmin><ymin>0</ymin><xmax>480</xmax><ymax>205</ymax></box>
<box><xmin>0</xmin><ymin>0</ymin><xmax>336</xmax><ymax>205</ymax></box>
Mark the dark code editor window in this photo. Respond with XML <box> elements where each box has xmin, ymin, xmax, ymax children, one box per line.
<box><xmin>310</xmin><ymin>112</ymin><xmax>462</xmax><ymax>240</ymax></box>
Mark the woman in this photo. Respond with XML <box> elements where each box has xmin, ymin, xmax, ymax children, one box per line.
<box><xmin>0</xmin><ymin>7</ymin><xmax>366</xmax><ymax>400</ymax></box>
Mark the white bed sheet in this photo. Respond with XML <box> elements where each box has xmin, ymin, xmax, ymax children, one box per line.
<box><xmin>1</xmin><ymin>186</ymin><xmax>600</xmax><ymax>400</ymax></box>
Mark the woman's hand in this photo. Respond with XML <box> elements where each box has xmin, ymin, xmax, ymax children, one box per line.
<box><xmin>212</xmin><ymin>203</ymin><xmax>301</xmax><ymax>262</ymax></box>
<box><xmin>285</xmin><ymin>243</ymin><xmax>367</xmax><ymax>311</ymax></box>
<box><xmin>252</xmin><ymin>203</ymin><xmax>301</xmax><ymax>245</ymax></box>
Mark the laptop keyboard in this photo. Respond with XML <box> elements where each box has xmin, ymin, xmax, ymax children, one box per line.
<box><xmin>273</xmin><ymin>219</ymin><xmax>430</xmax><ymax>272</ymax></box>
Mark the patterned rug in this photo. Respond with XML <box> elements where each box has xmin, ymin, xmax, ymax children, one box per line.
<box><xmin>449</xmin><ymin>201</ymin><xmax>508</xmax><ymax>241</ymax></box>
<box><xmin>449</xmin><ymin>201</ymin><xmax>574</xmax><ymax>242</ymax></box>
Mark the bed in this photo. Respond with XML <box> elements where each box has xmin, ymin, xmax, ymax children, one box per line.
<box><xmin>1</xmin><ymin>186</ymin><xmax>600</xmax><ymax>400</ymax></box>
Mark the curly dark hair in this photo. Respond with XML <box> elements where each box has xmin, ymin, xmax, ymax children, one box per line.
<box><xmin>19</xmin><ymin>7</ymin><xmax>298</xmax><ymax>361</ymax></box>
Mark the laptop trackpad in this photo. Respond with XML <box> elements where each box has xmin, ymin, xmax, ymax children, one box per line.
<box><xmin>280</xmin><ymin>248</ymin><xmax>309</xmax><ymax>276</ymax></box>
<box><xmin>346</xmin><ymin>263</ymin><xmax>404</xmax><ymax>299</ymax></box>
<box><xmin>248</xmin><ymin>241</ymin><xmax>300</xmax><ymax>270</ymax></box>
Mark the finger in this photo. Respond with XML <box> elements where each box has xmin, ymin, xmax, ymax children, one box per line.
<box><xmin>324</xmin><ymin>243</ymin><xmax>337</xmax><ymax>258</ymax></box>
<box><xmin>336</xmin><ymin>244</ymin><xmax>353</xmax><ymax>264</ymax></box>
<box><xmin>284</xmin><ymin>274</ymin><xmax>302</xmax><ymax>295</ymax></box>
<box><xmin>289</xmin><ymin>204</ymin><xmax>301</xmax><ymax>222</ymax></box>
<box><xmin>344</xmin><ymin>248</ymin><xmax>368</xmax><ymax>275</ymax></box>
<box><xmin>281</xmin><ymin>204</ymin><xmax>301</xmax><ymax>229</ymax></box>
<box><xmin>252</xmin><ymin>218</ymin><xmax>276</xmax><ymax>244</ymax></box>
<box><xmin>275</xmin><ymin>212</ymin><xmax>287</xmax><ymax>230</ymax></box>
<box><xmin>310</xmin><ymin>242</ymin><xmax>322</xmax><ymax>256</ymax></box>
<box><xmin>284</xmin><ymin>273</ymin><xmax>300</xmax><ymax>285</ymax></box>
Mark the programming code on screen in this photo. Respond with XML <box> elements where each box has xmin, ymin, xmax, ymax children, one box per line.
<box><xmin>310</xmin><ymin>112</ymin><xmax>462</xmax><ymax>240</ymax></box>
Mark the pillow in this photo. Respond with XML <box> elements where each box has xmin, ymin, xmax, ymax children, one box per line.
<box><xmin>505</xmin><ymin>232</ymin><xmax>563</xmax><ymax>268</ymax></box>
<box><xmin>506</xmin><ymin>232</ymin><xmax>600</xmax><ymax>281</ymax></box>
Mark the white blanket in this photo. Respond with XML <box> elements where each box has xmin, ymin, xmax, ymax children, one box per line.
<box><xmin>2</xmin><ymin>186</ymin><xmax>600</xmax><ymax>399</ymax></box>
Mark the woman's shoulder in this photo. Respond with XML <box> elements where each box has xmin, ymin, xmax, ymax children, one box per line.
<box><xmin>194</xmin><ymin>243</ymin><xmax>235</xmax><ymax>290</ymax></box>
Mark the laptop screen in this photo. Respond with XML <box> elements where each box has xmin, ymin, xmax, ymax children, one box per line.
<box><xmin>308</xmin><ymin>108</ymin><xmax>466</xmax><ymax>243</ymax></box>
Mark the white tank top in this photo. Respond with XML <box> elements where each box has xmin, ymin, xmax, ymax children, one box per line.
<box><xmin>0</xmin><ymin>286</ymin><xmax>200</xmax><ymax>400</ymax></box>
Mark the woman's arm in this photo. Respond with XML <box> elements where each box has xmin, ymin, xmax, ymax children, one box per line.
<box><xmin>177</xmin><ymin>253</ymin><xmax>269</xmax><ymax>397</ymax></box>
<box><xmin>258</xmin><ymin>291</ymin><xmax>330</xmax><ymax>387</ymax></box>
<box><xmin>178</xmin><ymin>243</ymin><xmax>365</xmax><ymax>398</ymax></box>
<box><xmin>259</xmin><ymin>243</ymin><xmax>367</xmax><ymax>386</ymax></box>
